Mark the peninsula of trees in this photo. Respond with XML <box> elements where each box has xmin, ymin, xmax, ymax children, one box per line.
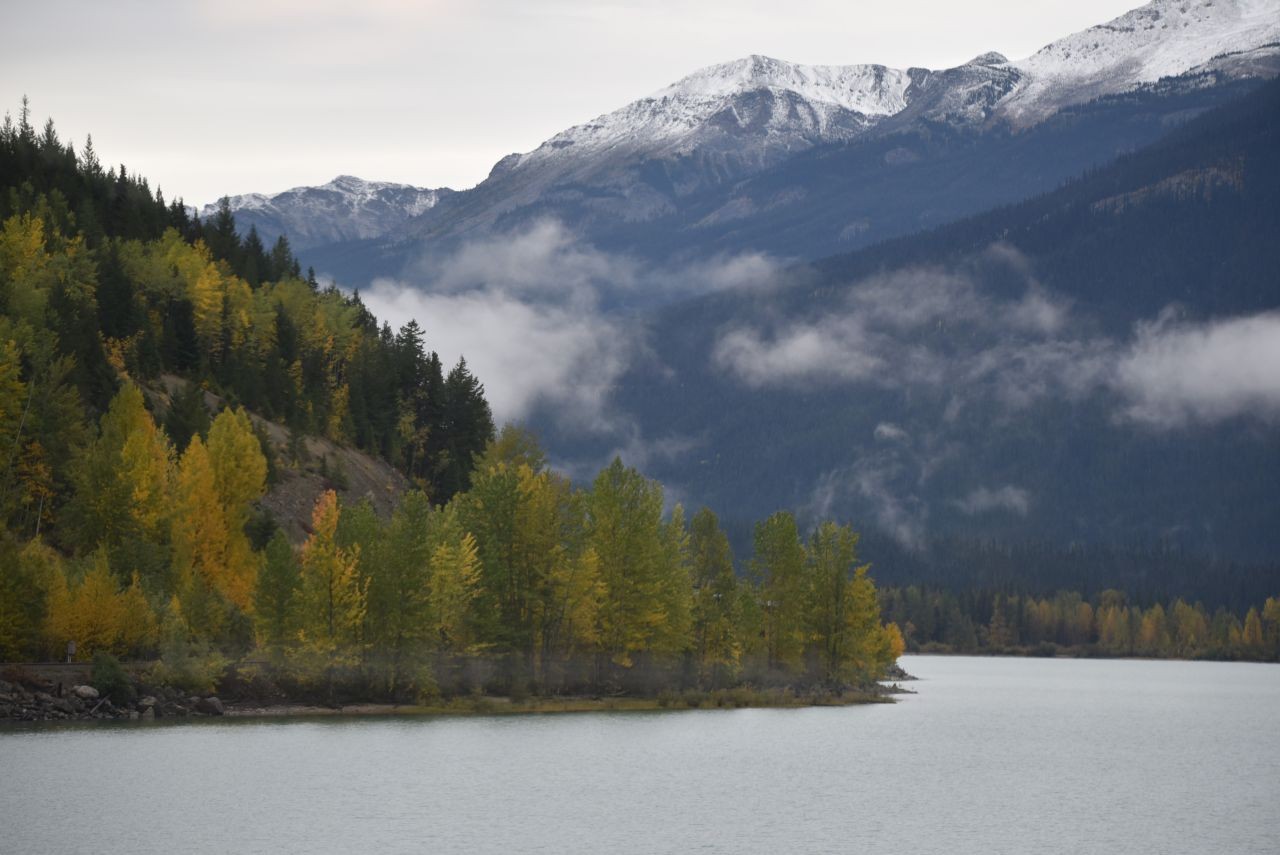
<box><xmin>0</xmin><ymin>103</ymin><xmax>902</xmax><ymax>705</ymax></box>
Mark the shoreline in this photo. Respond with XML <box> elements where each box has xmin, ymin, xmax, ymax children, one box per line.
<box><xmin>223</xmin><ymin>689</ymin><xmax>901</xmax><ymax>720</ymax></box>
<box><xmin>1</xmin><ymin>665</ymin><xmax>907</xmax><ymax>725</ymax></box>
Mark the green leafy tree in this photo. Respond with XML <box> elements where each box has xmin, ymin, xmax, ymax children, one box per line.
<box><xmin>690</xmin><ymin>507</ymin><xmax>739</xmax><ymax>685</ymax></box>
<box><xmin>253</xmin><ymin>531</ymin><xmax>300</xmax><ymax>660</ymax></box>
<box><xmin>752</xmin><ymin>511</ymin><xmax>808</xmax><ymax>672</ymax></box>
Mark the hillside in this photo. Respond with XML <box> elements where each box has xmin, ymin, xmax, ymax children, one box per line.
<box><xmin>577</xmin><ymin>76</ymin><xmax>1280</xmax><ymax>581</ymax></box>
<box><xmin>149</xmin><ymin>376</ymin><xmax>409</xmax><ymax>544</ymax></box>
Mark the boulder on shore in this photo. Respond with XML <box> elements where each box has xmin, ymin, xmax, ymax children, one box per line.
<box><xmin>72</xmin><ymin>685</ymin><xmax>100</xmax><ymax>701</ymax></box>
<box><xmin>195</xmin><ymin>696</ymin><xmax>225</xmax><ymax>716</ymax></box>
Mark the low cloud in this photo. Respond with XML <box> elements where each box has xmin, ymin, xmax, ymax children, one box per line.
<box><xmin>874</xmin><ymin>422</ymin><xmax>909</xmax><ymax>442</ymax></box>
<box><xmin>363</xmin><ymin>283</ymin><xmax>630</xmax><ymax>429</ymax></box>
<box><xmin>423</xmin><ymin>220</ymin><xmax>636</xmax><ymax>303</ymax></box>
<box><xmin>711</xmin><ymin>264</ymin><xmax>1083</xmax><ymax>400</ymax></box>
<box><xmin>363</xmin><ymin>219</ymin><xmax>779</xmax><ymax>432</ymax></box>
<box><xmin>954</xmin><ymin>485</ymin><xmax>1032</xmax><ymax>516</ymax></box>
<box><xmin>1115</xmin><ymin>310</ymin><xmax>1280</xmax><ymax>428</ymax></box>
<box><xmin>713</xmin><ymin>321</ymin><xmax>884</xmax><ymax>386</ymax></box>
<box><xmin>712</xmin><ymin>254</ymin><xmax>1280</xmax><ymax>431</ymax></box>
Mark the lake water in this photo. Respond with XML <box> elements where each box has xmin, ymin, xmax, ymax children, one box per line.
<box><xmin>2</xmin><ymin>655</ymin><xmax>1277</xmax><ymax>854</ymax></box>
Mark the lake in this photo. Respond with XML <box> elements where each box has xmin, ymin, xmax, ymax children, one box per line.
<box><xmin>2</xmin><ymin>655</ymin><xmax>1277</xmax><ymax>854</ymax></box>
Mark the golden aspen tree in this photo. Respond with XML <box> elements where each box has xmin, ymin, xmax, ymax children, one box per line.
<box><xmin>0</xmin><ymin>341</ymin><xmax>26</xmax><ymax>465</ymax></box>
<box><xmin>296</xmin><ymin>490</ymin><xmax>366</xmax><ymax>676</ymax></box>
<box><xmin>841</xmin><ymin>562</ymin><xmax>886</xmax><ymax>683</ymax></box>
<box><xmin>1264</xmin><ymin>597</ymin><xmax>1280</xmax><ymax>657</ymax></box>
<box><xmin>45</xmin><ymin>553</ymin><xmax>124</xmax><ymax>659</ymax></box>
<box><xmin>431</xmin><ymin>527</ymin><xmax>481</xmax><ymax>653</ymax></box>
<box><xmin>0</xmin><ymin>538</ymin><xmax>55</xmax><ymax>659</ymax></box>
<box><xmin>189</xmin><ymin>263</ymin><xmax>227</xmax><ymax>358</ymax></box>
<box><xmin>541</xmin><ymin>547</ymin><xmax>604</xmax><ymax>663</ymax></box>
<box><xmin>66</xmin><ymin>384</ymin><xmax>173</xmax><ymax>559</ymax></box>
<box><xmin>116</xmin><ymin>573</ymin><xmax>159</xmax><ymax>657</ymax></box>
<box><xmin>1138</xmin><ymin>604</ymin><xmax>1170</xmax><ymax>655</ymax></box>
<box><xmin>206</xmin><ymin>407</ymin><xmax>266</xmax><ymax>608</ymax></box>
<box><xmin>587</xmin><ymin>459</ymin><xmax>674</xmax><ymax>667</ymax></box>
<box><xmin>1241</xmin><ymin>608</ymin><xmax>1264</xmax><ymax>652</ymax></box>
<box><xmin>170</xmin><ymin>436</ymin><xmax>230</xmax><ymax>637</ymax></box>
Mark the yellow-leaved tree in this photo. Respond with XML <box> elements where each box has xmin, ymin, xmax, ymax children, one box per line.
<box><xmin>170</xmin><ymin>436</ymin><xmax>230</xmax><ymax>638</ymax></box>
<box><xmin>295</xmin><ymin>490</ymin><xmax>366</xmax><ymax>687</ymax></box>
<box><xmin>65</xmin><ymin>384</ymin><xmax>173</xmax><ymax>584</ymax></box>
<box><xmin>429</xmin><ymin>505</ymin><xmax>481</xmax><ymax>653</ymax></box>
<box><xmin>206</xmin><ymin>406</ymin><xmax>267</xmax><ymax>609</ymax></box>
<box><xmin>44</xmin><ymin>551</ymin><xmax>157</xmax><ymax>660</ymax></box>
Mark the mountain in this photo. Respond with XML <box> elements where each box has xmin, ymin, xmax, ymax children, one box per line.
<box><xmin>200</xmin><ymin>174</ymin><xmax>451</xmax><ymax>251</ymax></box>
<box><xmin>594</xmin><ymin>76</ymin><xmax>1280</xmax><ymax>568</ymax></box>
<box><xmin>1000</xmin><ymin>0</ymin><xmax>1280</xmax><ymax>124</ymax></box>
<box><xmin>215</xmin><ymin>0</ymin><xmax>1280</xmax><ymax>286</ymax></box>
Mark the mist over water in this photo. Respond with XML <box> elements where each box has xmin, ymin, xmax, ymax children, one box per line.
<box><xmin>2</xmin><ymin>656</ymin><xmax>1277</xmax><ymax>854</ymax></box>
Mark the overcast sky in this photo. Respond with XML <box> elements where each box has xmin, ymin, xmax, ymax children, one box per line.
<box><xmin>4</xmin><ymin>0</ymin><xmax>1141</xmax><ymax>206</ymax></box>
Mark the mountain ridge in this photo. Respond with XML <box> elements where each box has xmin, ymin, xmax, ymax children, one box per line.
<box><xmin>209</xmin><ymin>0</ymin><xmax>1279</xmax><ymax>282</ymax></box>
<box><xmin>199</xmin><ymin>174</ymin><xmax>451</xmax><ymax>251</ymax></box>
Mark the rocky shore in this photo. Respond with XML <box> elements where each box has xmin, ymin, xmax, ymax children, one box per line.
<box><xmin>2</xmin><ymin>660</ymin><xmax>914</xmax><ymax>724</ymax></box>
<box><xmin>0</xmin><ymin>672</ymin><xmax>227</xmax><ymax>724</ymax></box>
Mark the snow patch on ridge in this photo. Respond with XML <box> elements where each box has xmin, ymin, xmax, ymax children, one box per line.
<box><xmin>507</xmin><ymin>55</ymin><xmax>913</xmax><ymax>171</ymax></box>
<box><xmin>1000</xmin><ymin>0</ymin><xmax>1280</xmax><ymax>122</ymax></box>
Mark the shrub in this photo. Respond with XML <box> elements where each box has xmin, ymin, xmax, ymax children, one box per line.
<box><xmin>412</xmin><ymin>665</ymin><xmax>441</xmax><ymax>706</ymax></box>
<box><xmin>90</xmin><ymin>652</ymin><xmax>136</xmax><ymax>705</ymax></box>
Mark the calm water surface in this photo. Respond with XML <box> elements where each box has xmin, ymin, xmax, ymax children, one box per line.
<box><xmin>2</xmin><ymin>655</ymin><xmax>1277</xmax><ymax>854</ymax></box>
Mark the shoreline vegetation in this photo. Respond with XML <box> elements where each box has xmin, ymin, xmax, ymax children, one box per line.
<box><xmin>1</xmin><ymin>659</ymin><xmax>910</xmax><ymax>724</ymax></box>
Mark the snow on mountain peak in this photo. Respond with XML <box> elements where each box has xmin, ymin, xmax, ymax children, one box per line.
<box><xmin>508</xmin><ymin>55</ymin><xmax>914</xmax><ymax>172</ymax></box>
<box><xmin>649</xmin><ymin>54</ymin><xmax>912</xmax><ymax>116</ymax></box>
<box><xmin>505</xmin><ymin>0</ymin><xmax>1278</xmax><ymax>175</ymax></box>
<box><xmin>1002</xmin><ymin>0</ymin><xmax>1280</xmax><ymax>122</ymax></box>
<box><xmin>200</xmin><ymin>175</ymin><xmax>450</xmax><ymax>249</ymax></box>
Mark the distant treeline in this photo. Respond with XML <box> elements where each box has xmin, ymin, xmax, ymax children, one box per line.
<box><xmin>881</xmin><ymin>585</ymin><xmax>1280</xmax><ymax>661</ymax></box>
<box><xmin>857</xmin><ymin>531</ymin><xmax>1280</xmax><ymax>617</ymax></box>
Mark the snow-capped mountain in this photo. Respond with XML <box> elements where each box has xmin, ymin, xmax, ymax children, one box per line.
<box><xmin>503</xmin><ymin>57</ymin><xmax>914</xmax><ymax>175</ymax></box>
<box><xmin>1000</xmin><ymin>0</ymin><xmax>1280</xmax><ymax>123</ymax></box>
<box><xmin>201</xmin><ymin>175</ymin><xmax>451</xmax><ymax>250</ymax></box>
<box><xmin>491</xmin><ymin>0</ymin><xmax>1278</xmax><ymax>179</ymax></box>
<box><xmin>396</xmin><ymin>0</ymin><xmax>1276</xmax><ymax>243</ymax></box>
<box><xmin>217</xmin><ymin>0</ymin><xmax>1279</xmax><ymax>277</ymax></box>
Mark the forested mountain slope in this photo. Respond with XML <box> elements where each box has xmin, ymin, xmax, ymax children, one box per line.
<box><xmin>589</xmin><ymin>76</ymin><xmax>1280</xmax><ymax>583</ymax></box>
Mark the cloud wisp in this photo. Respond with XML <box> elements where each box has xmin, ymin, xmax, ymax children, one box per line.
<box><xmin>362</xmin><ymin>219</ymin><xmax>781</xmax><ymax>431</ymax></box>
<box><xmin>1115</xmin><ymin>310</ymin><xmax>1280</xmax><ymax>428</ymax></box>
<box><xmin>954</xmin><ymin>485</ymin><xmax>1032</xmax><ymax>516</ymax></box>
<box><xmin>712</xmin><ymin>256</ymin><xmax>1280</xmax><ymax>430</ymax></box>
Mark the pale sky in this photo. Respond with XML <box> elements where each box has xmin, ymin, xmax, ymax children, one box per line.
<box><xmin>3</xmin><ymin>0</ymin><xmax>1143</xmax><ymax>206</ymax></box>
